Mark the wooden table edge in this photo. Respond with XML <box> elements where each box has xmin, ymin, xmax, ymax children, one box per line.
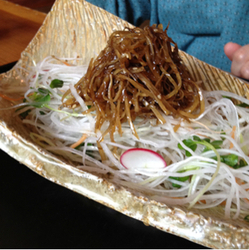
<box><xmin>0</xmin><ymin>0</ymin><xmax>47</xmax><ymax>24</ymax></box>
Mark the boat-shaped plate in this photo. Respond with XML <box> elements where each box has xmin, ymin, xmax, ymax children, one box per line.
<box><xmin>1</xmin><ymin>0</ymin><xmax>249</xmax><ymax>248</ymax></box>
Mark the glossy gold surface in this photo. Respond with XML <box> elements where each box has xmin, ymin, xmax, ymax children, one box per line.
<box><xmin>1</xmin><ymin>0</ymin><xmax>249</xmax><ymax>248</ymax></box>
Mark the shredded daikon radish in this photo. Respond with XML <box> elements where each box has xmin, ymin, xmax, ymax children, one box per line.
<box><xmin>8</xmin><ymin>55</ymin><xmax>249</xmax><ymax>220</ymax></box>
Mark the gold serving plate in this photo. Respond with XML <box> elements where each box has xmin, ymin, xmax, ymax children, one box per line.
<box><xmin>1</xmin><ymin>0</ymin><xmax>249</xmax><ymax>248</ymax></box>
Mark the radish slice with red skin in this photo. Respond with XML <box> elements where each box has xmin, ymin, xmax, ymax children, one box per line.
<box><xmin>120</xmin><ymin>148</ymin><xmax>167</xmax><ymax>169</ymax></box>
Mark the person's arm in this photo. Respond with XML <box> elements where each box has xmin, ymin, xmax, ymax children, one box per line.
<box><xmin>86</xmin><ymin>0</ymin><xmax>150</xmax><ymax>27</ymax></box>
<box><xmin>224</xmin><ymin>42</ymin><xmax>249</xmax><ymax>79</ymax></box>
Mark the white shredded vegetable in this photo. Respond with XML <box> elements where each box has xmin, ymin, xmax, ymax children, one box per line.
<box><xmin>9</xmin><ymin>55</ymin><xmax>249</xmax><ymax>219</ymax></box>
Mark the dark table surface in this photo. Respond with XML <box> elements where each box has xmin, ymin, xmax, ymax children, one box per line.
<box><xmin>0</xmin><ymin>62</ymin><xmax>207</xmax><ymax>249</ymax></box>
